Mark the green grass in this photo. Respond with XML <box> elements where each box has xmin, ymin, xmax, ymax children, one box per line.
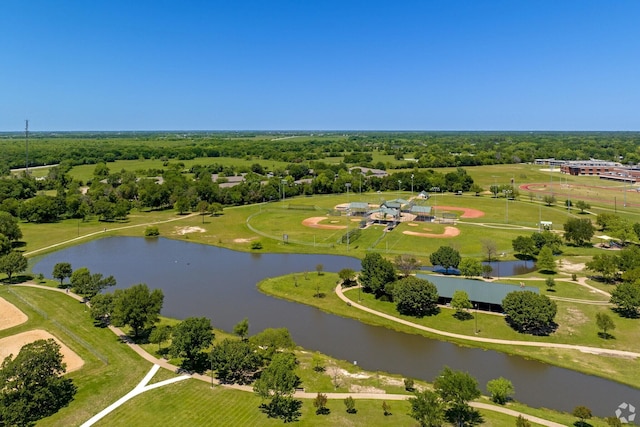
<box><xmin>0</xmin><ymin>286</ymin><xmax>152</xmax><ymax>426</ymax></box>
<box><xmin>258</xmin><ymin>272</ymin><xmax>640</xmax><ymax>390</ymax></box>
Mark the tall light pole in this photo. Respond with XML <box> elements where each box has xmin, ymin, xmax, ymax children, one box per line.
<box><xmin>503</xmin><ymin>189</ymin><xmax>512</xmax><ymax>224</ymax></box>
<box><xmin>430</xmin><ymin>186</ymin><xmax>440</xmax><ymax>219</ymax></box>
<box><xmin>475</xmin><ymin>304</ymin><xmax>478</xmax><ymax>334</ymax></box>
<box><xmin>345</xmin><ymin>182</ymin><xmax>351</xmax><ymax>204</ymax></box>
<box><xmin>411</xmin><ymin>174</ymin><xmax>414</xmax><ymax>196</ymax></box>
<box><xmin>398</xmin><ymin>179</ymin><xmax>402</xmax><ymax>197</ymax></box>
<box><xmin>281</xmin><ymin>179</ymin><xmax>287</xmax><ymax>203</ymax></box>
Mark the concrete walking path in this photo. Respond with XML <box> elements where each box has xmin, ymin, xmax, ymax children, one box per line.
<box><xmin>11</xmin><ymin>285</ymin><xmax>572</xmax><ymax>426</ymax></box>
<box><xmin>335</xmin><ymin>284</ymin><xmax>640</xmax><ymax>359</ymax></box>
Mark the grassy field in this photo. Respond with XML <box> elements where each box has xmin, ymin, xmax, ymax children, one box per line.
<box><xmin>1</xmin><ymin>284</ymin><xmax>597</xmax><ymax>426</ymax></box>
<box><xmin>258</xmin><ymin>272</ymin><xmax>640</xmax><ymax>389</ymax></box>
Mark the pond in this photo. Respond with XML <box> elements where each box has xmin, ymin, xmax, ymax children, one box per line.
<box><xmin>32</xmin><ymin>237</ymin><xmax>640</xmax><ymax>416</ymax></box>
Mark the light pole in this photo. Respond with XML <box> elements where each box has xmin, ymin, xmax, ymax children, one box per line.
<box><xmin>281</xmin><ymin>179</ymin><xmax>288</xmax><ymax>202</ymax></box>
<box><xmin>411</xmin><ymin>174</ymin><xmax>414</xmax><ymax>196</ymax></box>
<box><xmin>211</xmin><ymin>357</ymin><xmax>214</xmax><ymax>388</ymax></box>
<box><xmin>398</xmin><ymin>179</ymin><xmax>402</xmax><ymax>196</ymax></box>
<box><xmin>474</xmin><ymin>304</ymin><xmax>478</xmax><ymax>334</ymax></box>
<box><xmin>503</xmin><ymin>189</ymin><xmax>512</xmax><ymax>224</ymax></box>
<box><xmin>345</xmin><ymin>182</ymin><xmax>351</xmax><ymax>204</ymax></box>
<box><xmin>430</xmin><ymin>186</ymin><xmax>440</xmax><ymax>219</ymax></box>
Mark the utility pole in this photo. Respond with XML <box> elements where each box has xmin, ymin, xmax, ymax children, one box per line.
<box><xmin>25</xmin><ymin>119</ymin><xmax>29</xmax><ymax>174</ymax></box>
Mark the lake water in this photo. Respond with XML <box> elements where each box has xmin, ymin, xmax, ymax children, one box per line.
<box><xmin>31</xmin><ymin>237</ymin><xmax>640</xmax><ymax>416</ymax></box>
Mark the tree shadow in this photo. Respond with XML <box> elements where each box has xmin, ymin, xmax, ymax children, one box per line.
<box><xmin>453</xmin><ymin>311</ymin><xmax>473</xmax><ymax>321</ymax></box>
<box><xmin>1</xmin><ymin>274</ymin><xmax>33</xmax><ymax>285</ymax></box>
<box><xmin>597</xmin><ymin>332</ymin><xmax>616</xmax><ymax>340</ymax></box>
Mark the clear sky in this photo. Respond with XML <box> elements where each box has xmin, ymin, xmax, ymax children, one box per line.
<box><xmin>1</xmin><ymin>1</ymin><xmax>639</xmax><ymax>131</ymax></box>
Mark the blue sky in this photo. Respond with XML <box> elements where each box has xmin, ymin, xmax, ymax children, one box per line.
<box><xmin>1</xmin><ymin>1</ymin><xmax>639</xmax><ymax>131</ymax></box>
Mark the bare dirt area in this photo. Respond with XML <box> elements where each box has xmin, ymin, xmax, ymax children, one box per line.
<box><xmin>174</xmin><ymin>226</ymin><xmax>206</xmax><ymax>235</ymax></box>
<box><xmin>233</xmin><ymin>237</ymin><xmax>256</xmax><ymax>243</ymax></box>
<box><xmin>435</xmin><ymin>206</ymin><xmax>485</xmax><ymax>218</ymax></box>
<box><xmin>403</xmin><ymin>226</ymin><xmax>461</xmax><ymax>238</ymax></box>
<box><xmin>0</xmin><ymin>330</ymin><xmax>84</xmax><ymax>372</ymax></box>
<box><xmin>302</xmin><ymin>217</ymin><xmax>346</xmax><ymax>230</ymax></box>
<box><xmin>0</xmin><ymin>297</ymin><xmax>28</xmax><ymax>330</ymax></box>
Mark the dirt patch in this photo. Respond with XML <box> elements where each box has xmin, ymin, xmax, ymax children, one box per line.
<box><xmin>174</xmin><ymin>226</ymin><xmax>206</xmax><ymax>235</ymax></box>
<box><xmin>434</xmin><ymin>206</ymin><xmax>485</xmax><ymax>218</ymax></box>
<box><xmin>0</xmin><ymin>330</ymin><xmax>84</xmax><ymax>372</ymax></box>
<box><xmin>403</xmin><ymin>226</ymin><xmax>461</xmax><ymax>238</ymax></box>
<box><xmin>233</xmin><ymin>238</ymin><xmax>256</xmax><ymax>243</ymax></box>
<box><xmin>0</xmin><ymin>297</ymin><xmax>28</xmax><ymax>331</ymax></box>
<box><xmin>407</xmin><ymin>223</ymin><xmax>418</xmax><ymax>227</ymax></box>
<box><xmin>302</xmin><ymin>217</ymin><xmax>346</xmax><ymax>230</ymax></box>
<box><xmin>558</xmin><ymin>260</ymin><xmax>586</xmax><ymax>273</ymax></box>
<box><xmin>349</xmin><ymin>384</ymin><xmax>385</xmax><ymax>394</ymax></box>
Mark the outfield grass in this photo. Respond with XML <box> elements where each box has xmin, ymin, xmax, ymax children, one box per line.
<box><xmin>258</xmin><ymin>272</ymin><xmax>640</xmax><ymax>390</ymax></box>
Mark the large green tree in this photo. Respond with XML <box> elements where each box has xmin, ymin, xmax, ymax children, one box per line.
<box><xmin>585</xmin><ymin>254</ymin><xmax>618</xmax><ymax>282</ymax></box>
<box><xmin>70</xmin><ymin>267</ymin><xmax>116</xmax><ymax>299</ymax></box>
<box><xmin>0</xmin><ymin>339</ymin><xmax>77</xmax><ymax>426</ymax></box>
<box><xmin>253</xmin><ymin>352</ymin><xmax>302</xmax><ymax>423</ymax></box>
<box><xmin>434</xmin><ymin>367</ymin><xmax>482</xmax><ymax>427</ymax></box>
<box><xmin>536</xmin><ymin>246</ymin><xmax>556</xmax><ymax>273</ymax></box>
<box><xmin>486</xmin><ymin>377</ymin><xmax>514</xmax><ymax>405</ymax></box>
<box><xmin>111</xmin><ymin>283</ymin><xmax>164</xmax><ymax>338</ymax></box>
<box><xmin>359</xmin><ymin>253</ymin><xmax>396</xmax><ymax>297</ymax></box>
<box><xmin>0</xmin><ymin>251</ymin><xmax>28</xmax><ymax>281</ymax></box>
<box><xmin>451</xmin><ymin>290</ymin><xmax>472</xmax><ymax>320</ymax></box>
<box><xmin>610</xmin><ymin>282</ymin><xmax>640</xmax><ymax>318</ymax></box>
<box><xmin>392</xmin><ymin>276</ymin><xmax>439</xmax><ymax>317</ymax></box>
<box><xmin>250</xmin><ymin>328</ymin><xmax>295</xmax><ymax>360</ymax></box>
<box><xmin>170</xmin><ymin>317</ymin><xmax>214</xmax><ymax>371</ymax></box>
<box><xmin>429</xmin><ymin>246</ymin><xmax>461</xmax><ymax>274</ymax></box>
<box><xmin>563</xmin><ymin>218</ymin><xmax>595</xmax><ymax>246</ymax></box>
<box><xmin>458</xmin><ymin>258</ymin><xmax>483</xmax><ymax>278</ymax></box>
<box><xmin>502</xmin><ymin>291</ymin><xmax>557</xmax><ymax>334</ymax></box>
<box><xmin>0</xmin><ymin>212</ymin><xmax>22</xmax><ymax>241</ymax></box>
<box><xmin>512</xmin><ymin>236</ymin><xmax>536</xmax><ymax>260</ymax></box>
<box><xmin>210</xmin><ymin>338</ymin><xmax>262</xmax><ymax>385</ymax></box>
<box><xmin>52</xmin><ymin>262</ymin><xmax>73</xmax><ymax>287</ymax></box>
<box><xmin>408</xmin><ymin>390</ymin><xmax>445</xmax><ymax>427</ymax></box>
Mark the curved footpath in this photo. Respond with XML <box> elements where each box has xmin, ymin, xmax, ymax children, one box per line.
<box><xmin>335</xmin><ymin>284</ymin><xmax>639</xmax><ymax>359</ymax></box>
<box><xmin>14</xmin><ymin>283</ymin><xmax>565</xmax><ymax>427</ymax></box>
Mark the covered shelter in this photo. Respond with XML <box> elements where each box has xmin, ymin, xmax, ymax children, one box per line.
<box><xmin>416</xmin><ymin>274</ymin><xmax>539</xmax><ymax>312</ymax></box>
<box><xmin>410</xmin><ymin>205</ymin><xmax>433</xmax><ymax>221</ymax></box>
<box><xmin>348</xmin><ymin>202</ymin><xmax>370</xmax><ymax>216</ymax></box>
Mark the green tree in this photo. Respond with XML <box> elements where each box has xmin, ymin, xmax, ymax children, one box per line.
<box><xmin>0</xmin><ymin>234</ymin><xmax>10</xmax><ymax>256</ymax></box>
<box><xmin>434</xmin><ymin>367</ymin><xmax>482</xmax><ymax>427</ymax></box>
<box><xmin>392</xmin><ymin>276</ymin><xmax>439</xmax><ymax>317</ymax></box>
<box><xmin>254</xmin><ymin>352</ymin><xmax>302</xmax><ymax>422</ymax></box>
<box><xmin>0</xmin><ymin>339</ymin><xmax>77</xmax><ymax>426</ymax></box>
<box><xmin>196</xmin><ymin>200</ymin><xmax>210</xmax><ymax>223</ymax></box>
<box><xmin>543</xmin><ymin>194</ymin><xmax>556</xmax><ymax>206</ymax></box>
<box><xmin>610</xmin><ymin>282</ymin><xmax>640</xmax><ymax>318</ymax></box>
<box><xmin>563</xmin><ymin>218</ymin><xmax>595</xmax><ymax>246</ymax></box>
<box><xmin>52</xmin><ymin>262</ymin><xmax>73</xmax><ymax>287</ymax></box>
<box><xmin>250</xmin><ymin>327</ymin><xmax>295</xmax><ymax>360</ymax></box>
<box><xmin>170</xmin><ymin>317</ymin><xmax>214</xmax><ymax>371</ymax></box>
<box><xmin>486</xmin><ymin>377</ymin><xmax>514</xmax><ymax>404</ymax></box>
<box><xmin>408</xmin><ymin>390</ymin><xmax>445</xmax><ymax>427</ymax></box>
<box><xmin>148</xmin><ymin>324</ymin><xmax>172</xmax><ymax>352</ymax></box>
<box><xmin>585</xmin><ymin>253</ymin><xmax>618</xmax><ymax>282</ymax></box>
<box><xmin>531</xmin><ymin>230</ymin><xmax>563</xmax><ymax>255</ymax></box>
<box><xmin>233</xmin><ymin>317</ymin><xmax>249</xmax><ymax>340</ymax></box>
<box><xmin>451</xmin><ymin>290</ymin><xmax>472</xmax><ymax>320</ymax></box>
<box><xmin>572</xmin><ymin>405</ymin><xmax>592</xmax><ymax>426</ymax></box>
<box><xmin>458</xmin><ymin>258</ymin><xmax>483</xmax><ymax>278</ymax></box>
<box><xmin>70</xmin><ymin>267</ymin><xmax>116</xmax><ymax>299</ymax></box>
<box><xmin>596</xmin><ymin>312</ymin><xmax>616</xmax><ymax>339</ymax></box>
<box><xmin>516</xmin><ymin>415</ymin><xmax>532</xmax><ymax>427</ymax></box>
<box><xmin>0</xmin><ymin>211</ymin><xmax>22</xmax><ymax>241</ymax></box>
<box><xmin>545</xmin><ymin>277</ymin><xmax>556</xmax><ymax>290</ymax></box>
<box><xmin>344</xmin><ymin>396</ymin><xmax>357</xmax><ymax>414</ymax></box>
<box><xmin>360</xmin><ymin>253</ymin><xmax>396</xmax><ymax>297</ymax></box>
<box><xmin>469</xmin><ymin>183</ymin><xmax>484</xmax><ymax>196</ymax></box>
<box><xmin>0</xmin><ymin>251</ymin><xmax>28</xmax><ymax>281</ymax></box>
<box><xmin>89</xmin><ymin>293</ymin><xmax>114</xmax><ymax>326</ymax></box>
<box><xmin>536</xmin><ymin>246</ymin><xmax>556</xmax><ymax>273</ymax></box>
<box><xmin>338</xmin><ymin>268</ymin><xmax>356</xmax><ymax>287</ymax></box>
<box><xmin>575</xmin><ymin>200</ymin><xmax>590</xmax><ymax>213</ymax></box>
<box><xmin>512</xmin><ymin>236</ymin><xmax>536</xmax><ymax>260</ymax></box>
<box><xmin>210</xmin><ymin>338</ymin><xmax>261</xmax><ymax>385</ymax></box>
<box><xmin>502</xmin><ymin>291</ymin><xmax>557</xmax><ymax>334</ymax></box>
<box><xmin>429</xmin><ymin>246</ymin><xmax>461</xmax><ymax>274</ymax></box>
<box><xmin>314</xmin><ymin>392</ymin><xmax>330</xmax><ymax>415</ymax></box>
<box><xmin>394</xmin><ymin>254</ymin><xmax>420</xmax><ymax>277</ymax></box>
<box><xmin>111</xmin><ymin>283</ymin><xmax>164</xmax><ymax>338</ymax></box>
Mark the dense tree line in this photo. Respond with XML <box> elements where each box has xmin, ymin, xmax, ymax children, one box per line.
<box><xmin>3</xmin><ymin>131</ymin><xmax>640</xmax><ymax>173</ymax></box>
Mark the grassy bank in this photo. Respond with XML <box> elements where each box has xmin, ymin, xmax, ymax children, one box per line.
<box><xmin>257</xmin><ymin>272</ymin><xmax>640</xmax><ymax>389</ymax></box>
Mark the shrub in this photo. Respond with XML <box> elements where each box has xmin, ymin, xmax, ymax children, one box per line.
<box><xmin>404</xmin><ymin>378</ymin><xmax>415</xmax><ymax>391</ymax></box>
<box><xmin>251</xmin><ymin>241</ymin><xmax>263</xmax><ymax>250</ymax></box>
<box><xmin>144</xmin><ymin>226</ymin><xmax>159</xmax><ymax>237</ymax></box>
